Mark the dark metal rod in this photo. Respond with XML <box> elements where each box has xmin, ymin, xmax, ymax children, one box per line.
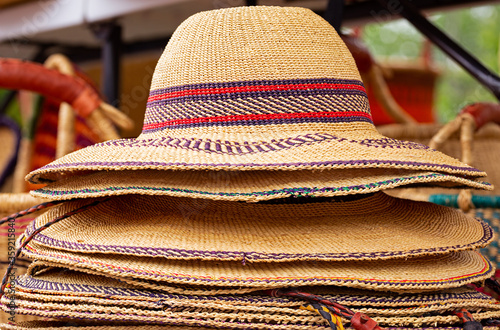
<box><xmin>375</xmin><ymin>0</ymin><xmax>500</xmax><ymax>101</ymax></box>
<box><xmin>324</xmin><ymin>0</ymin><xmax>345</xmax><ymax>34</ymax></box>
<box><xmin>92</xmin><ymin>21</ymin><xmax>122</xmax><ymax>107</ymax></box>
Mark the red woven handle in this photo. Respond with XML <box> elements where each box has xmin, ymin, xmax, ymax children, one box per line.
<box><xmin>460</xmin><ymin>102</ymin><xmax>500</xmax><ymax>130</ymax></box>
<box><xmin>0</xmin><ymin>58</ymin><xmax>101</xmax><ymax>118</ymax></box>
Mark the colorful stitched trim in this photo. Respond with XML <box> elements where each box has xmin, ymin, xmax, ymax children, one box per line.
<box><xmin>100</xmin><ymin>134</ymin><xmax>432</xmax><ymax>156</ymax></box>
<box><xmin>27</xmin><ymin>218</ymin><xmax>493</xmax><ymax>262</ymax></box>
<box><xmin>34</xmin><ymin>174</ymin><xmax>489</xmax><ymax>199</ymax></box>
<box><xmin>21</xmin><ymin>245</ymin><xmax>494</xmax><ymax>288</ymax></box>
<box><xmin>15</xmin><ymin>275</ymin><xmax>296</xmax><ymax>304</ymax></box>
<box><xmin>37</xmin><ymin>159</ymin><xmax>486</xmax><ymax>174</ymax></box>
<box><xmin>142</xmin><ymin>78</ymin><xmax>371</xmax><ymax>130</ymax></box>
<box><xmin>17</xmin><ymin>275</ymin><xmax>493</xmax><ymax>305</ymax></box>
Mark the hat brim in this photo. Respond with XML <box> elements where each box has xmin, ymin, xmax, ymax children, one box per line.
<box><xmin>27</xmin><ymin>193</ymin><xmax>492</xmax><ymax>263</ymax></box>
<box><xmin>26</xmin><ymin>124</ymin><xmax>487</xmax><ymax>185</ymax></box>
<box><xmin>9</xmin><ymin>269</ymin><xmax>500</xmax><ymax>328</ymax></box>
<box><xmin>30</xmin><ymin>168</ymin><xmax>492</xmax><ymax>202</ymax></box>
<box><xmin>20</xmin><ymin>240</ymin><xmax>494</xmax><ymax>293</ymax></box>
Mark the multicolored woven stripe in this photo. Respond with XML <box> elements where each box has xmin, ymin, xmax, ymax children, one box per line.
<box><xmin>143</xmin><ymin>78</ymin><xmax>372</xmax><ymax>132</ymax></box>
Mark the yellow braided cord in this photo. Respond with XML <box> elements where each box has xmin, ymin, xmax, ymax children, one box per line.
<box><xmin>300</xmin><ymin>304</ymin><xmax>344</xmax><ymax>330</ymax></box>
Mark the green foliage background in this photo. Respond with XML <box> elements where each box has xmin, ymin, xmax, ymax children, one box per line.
<box><xmin>361</xmin><ymin>4</ymin><xmax>500</xmax><ymax>123</ymax></box>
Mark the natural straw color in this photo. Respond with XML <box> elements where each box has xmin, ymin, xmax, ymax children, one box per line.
<box><xmin>4</xmin><ymin>322</ymin><xmax>500</xmax><ymax>330</ymax></box>
<box><xmin>27</xmin><ymin>6</ymin><xmax>487</xmax><ymax>188</ymax></box>
<box><xmin>31</xmin><ymin>168</ymin><xmax>491</xmax><ymax>202</ymax></box>
<box><xmin>4</xmin><ymin>269</ymin><xmax>500</xmax><ymax>328</ymax></box>
<box><xmin>380</xmin><ymin>122</ymin><xmax>500</xmax><ymax>197</ymax></box>
<box><xmin>12</xmin><ymin>268</ymin><xmax>500</xmax><ymax>312</ymax></box>
<box><xmin>44</xmin><ymin>54</ymin><xmax>76</xmax><ymax>159</ymax></box>
<box><xmin>27</xmin><ymin>193</ymin><xmax>492</xmax><ymax>262</ymax></box>
<box><xmin>4</xmin><ymin>294</ymin><xmax>500</xmax><ymax>328</ymax></box>
<box><xmin>20</xmin><ymin>240</ymin><xmax>494</xmax><ymax>293</ymax></box>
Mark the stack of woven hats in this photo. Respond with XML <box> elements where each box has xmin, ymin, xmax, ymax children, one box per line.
<box><xmin>2</xmin><ymin>6</ymin><xmax>500</xmax><ymax>330</ymax></box>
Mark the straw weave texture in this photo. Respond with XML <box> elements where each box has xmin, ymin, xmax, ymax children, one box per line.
<box><xmin>19</xmin><ymin>241</ymin><xmax>494</xmax><ymax>293</ymax></box>
<box><xmin>31</xmin><ymin>169</ymin><xmax>491</xmax><ymax>202</ymax></box>
<box><xmin>379</xmin><ymin>123</ymin><xmax>500</xmax><ymax>196</ymax></box>
<box><xmin>26</xmin><ymin>193</ymin><xmax>492</xmax><ymax>262</ymax></box>
<box><xmin>4</xmin><ymin>321</ymin><xmax>500</xmax><ymax>330</ymax></box>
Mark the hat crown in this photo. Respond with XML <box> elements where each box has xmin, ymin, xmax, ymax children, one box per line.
<box><xmin>142</xmin><ymin>6</ymin><xmax>372</xmax><ymax>135</ymax></box>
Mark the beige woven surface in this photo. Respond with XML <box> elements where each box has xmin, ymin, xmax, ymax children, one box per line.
<box><xmin>3</xmin><ymin>322</ymin><xmax>500</xmax><ymax>330</ymax></box>
<box><xmin>19</xmin><ymin>239</ymin><xmax>494</xmax><ymax>293</ymax></box>
<box><xmin>31</xmin><ymin>168</ymin><xmax>491</xmax><ymax>202</ymax></box>
<box><xmin>27</xmin><ymin>6</ymin><xmax>486</xmax><ymax>186</ymax></box>
<box><xmin>4</xmin><ymin>296</ymin><xmax>500</xmax><ymax>328</ymax></box>
<box><xmin>0</xmin><ymin>126</ymin><xmax>16</xmax><ymax>184</ymax></box>
<box><xmin>27</xmin><ymin>193</ymin><xmax>492</xmax><ymax>262</ymax></box>
<box><xmin>11</xmin><ymin>268</ymin><xmax>500</xmax><ymax>314</ymax></box>
<box><xmin>379</xmin><ymin>123</ymin><xmax>500</xmax><ymax>197</ymax></box>
<box><xmin>1</xmin><ymin>323</ymin><xmax>204</xmax><ymax>330</ymax></box>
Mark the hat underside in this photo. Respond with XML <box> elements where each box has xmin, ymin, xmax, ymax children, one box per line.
<box><xmin>28</xmin><ymin>193</ymin><xmax>492</xmax><ymax>263</ymax></box>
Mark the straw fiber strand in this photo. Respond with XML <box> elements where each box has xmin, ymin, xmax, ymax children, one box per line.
<box><xmin>26</xmin><ymin>193</ymin><xmax>493</xmax><ymax>262</ymax></box>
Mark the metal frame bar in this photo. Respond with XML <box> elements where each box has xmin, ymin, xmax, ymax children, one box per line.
<box><xmin>375</xmin><ymin>0</ymin><xmax>500</xmax><ymax>101</ymax></box>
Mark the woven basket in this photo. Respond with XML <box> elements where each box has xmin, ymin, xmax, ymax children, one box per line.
<box><xmin>368</xmin><ymin>62</ymin><xmax>439</xmax><ymax>125</ymax></box>
<box><xmin>0</xmin><ymin>54</ymin><xmax>133</xmax><ymax>324</ymax></box>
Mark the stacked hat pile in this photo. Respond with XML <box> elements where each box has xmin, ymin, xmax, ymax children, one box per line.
<box><xmin>2</xmin><ymin>6</ymin><xmax>500</xmax><ymax>330</ymax></box>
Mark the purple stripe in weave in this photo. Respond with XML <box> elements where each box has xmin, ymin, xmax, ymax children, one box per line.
<box><xmin>37</xmin><ymin>159</ymin><xmax>485</xmax><ymax>173</ymax></box>
<box><xmin>146</xmin><ymin>87</ymin><xmax>367</xmax><ymax>107</ymax></box>
<box><xmin>16</xmin><ymin>275</ymin><xmax>493</xmax><ymax>305</ymax></box>
<box><xmin>28</xmin><ymin>218</ymin><xmax>493</xmax><ymax>262</ymax></box>
<box><xmin>147</xmin><ymin>78</ymin><xmax>365</xmax><ymax>96</ymax></box>
<box><xmin>17</xmin><ymin>275</ymin><xmax>294</xmax><ymax>304</ymax></box>
<box><xmin>141</xmin><ymin>115</ymin><xmax>373</xmax><ymax>132</ymax></box>
<box><xmin>20</xmin><ymin>245</ymin><xmax>496</xmax><ymax>288</ymax></box>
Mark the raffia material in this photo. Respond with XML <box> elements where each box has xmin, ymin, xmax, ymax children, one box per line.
<box><xmin>25</xmin><ymin>193</ymin><xmax>493</xmax><ymax>263</ymax></box>
<box><xmin>31</xmin><ymin>169</ymin><xmax>491</xmax><ymax>202</ymax></box>
<box><xmin>3</xmin><ymin>322</ymin><xmax>500</xmax><ymax>330</ymax></box>
<box><xmin>3</xmin><ymin>269</ymin><xmax>500</xmax><ymax>328</ymax></box>
<box><xmin>26</xmin><ymin>7</ymin><xmax>486</xmax><ymax>194</ymax></box>
<box><xmin>379</xmin><ymin>123</ymin><xmax>500</xmax><ymax>197</ymax></box>
<box><xmin>19</xmin><ymin>240</ymin><xmax>494</xmax><ymax>293</ymax></box>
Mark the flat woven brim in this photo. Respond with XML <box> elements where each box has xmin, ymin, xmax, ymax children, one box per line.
<box><xmin>5</xmin><ymin>269</ymin><xmax>500</xmax><ymax>328</ymax></box>
<box><xmin>4</xmin><ymin>323</ymin><xmax>500</xmax><ymax>330</ymax></box>
<box><xmin>26</xmin><ymin>124</ymin><xmax>488</xmax><ymax>185</ymax></box>
<box><xmin>30</xmin><ymin>168</ymin><xmax>492</xmax><ymax>202</ymax></box>
<box><xmin>20</xmin><ymin>240</ymin><xmax>494</xmax><ymax>293</ymax></box>
<box><xmin>26</xmin><ymin>193</ymin><xmax>493</xmax><ymax>262</ymax></box>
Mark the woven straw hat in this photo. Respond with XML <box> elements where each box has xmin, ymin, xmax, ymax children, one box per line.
<box><xmin>20</xmin><ymin>239</ymin><xmax>494</xmax><ymax>294</ymax></box>
<box><xmin>5</xmin><ymin>268</ymin><xmax>500</xmax><ymax>328</ymax></box>
<box><xmin>26</xmin><ymin>193</ymin><xmax>492</xmax><ymax>262</ymax></box>
<box><xmin>26</xmin><ymin>6</ymin><xmax>490</xmax><ymax>198</ymax></box>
